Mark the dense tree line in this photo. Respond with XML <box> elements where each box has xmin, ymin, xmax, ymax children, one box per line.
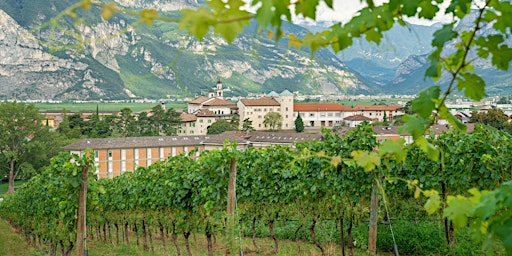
<box><xmin>57</xmin><ymin>104</ymin><xmax>181</xmax><ymax>139</ymax></box>
<box><xmin>469</xmin><ymin>107</ymin><xmax>512</xmax><ymax>134</ymax></box>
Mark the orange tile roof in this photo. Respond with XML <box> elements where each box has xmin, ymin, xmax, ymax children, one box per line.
<box><xmin>196</xmin><ymin>109</ymin><xmax>215</xmax><ymax>117</ymax></box>
<box><xmin>294</xmin><ymin>103</ymin><xmax>354</xmax><ymax>112</ymax></box>
<box><xmin>188</xmin><ymin>96</ymin><xmax>210</xmax><ymax>104</ymax></box>
<box><xmin>203</xmin><ymin>98</ymin><xmax>237</xmax><ymax>107</ymax></box>
<box><xmin>180</xmin><ymin>112</ymin><xmax>197</xmax><ymax>122</ymax></box>
<box><xmin>240</xmin><ymin>97</ymin><xmax>280</xmax><ymax>106</ymax></box>
<box><xmin>353</xmin><ymin>104</ymin><xmax>403</xmax><ymax>111</ymax></box>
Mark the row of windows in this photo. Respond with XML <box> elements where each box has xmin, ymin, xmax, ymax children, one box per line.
<box><xmin>98</xmin><ymin>147</ymin><xmax>201</xmax><ymax>176</ymax></box>
<box><xmin>254</xmin><ymin>107</ymin><xmax>279</xmax><ymax>112</ymax></box>
<box><xmin>299</xmin><ymin>112</ymin><xmax>342</xmax><ymax>118</ymax></box>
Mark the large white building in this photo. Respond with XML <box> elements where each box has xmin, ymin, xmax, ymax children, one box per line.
<box><xmin>294</xmin><ymin>103</ymin><xmax>356</xmax><ymax>128</ymax></box>
<box><xmin>178</xmin><ymin>109</ymin><xmax>216</xmax><ymax>135</ymax></box>
<box><xmin>237</xmin><ymin>90</ymin><xmax>295</xmax><ymax>131</ymax></box>
<box><xmin>352</xmin><ymin>104</ymin><xmax>404</xmax><ymax>122</ymax></box>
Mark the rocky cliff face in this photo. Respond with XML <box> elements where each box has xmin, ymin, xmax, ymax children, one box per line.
<box><xmin>0</xmin><ymin>0</ymin><xmax>368</xmax><ymax>100</ymax></box>
<box><xmin>0</xmin><ymin>10</ymin><xmax>102</xmax><ymax>100</ymax></box>
<box><xmin>115</xmin><ymin>0</ymin><xmax>198</xmax><ymax>11</ymax></box>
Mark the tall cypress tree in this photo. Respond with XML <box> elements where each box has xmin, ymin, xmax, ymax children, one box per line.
<box><xmin>295</xmin><ymin>113</ymin><xmax>304</xmax><ymax>132</ymax></box>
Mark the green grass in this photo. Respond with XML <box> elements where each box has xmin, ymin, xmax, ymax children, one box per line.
<box><xmin>33</xmin><ymin>102</ymin><xmax>187</xmax><ymax>112</ymax></box>
<box><xmin>0</xmin><ymin>218</ymin><xmax>374</xmax><ymax>256</ymax></box>
<box><xmin>0</xmin><ymin>180</ymin><xmax>27</xmax><ymax>198</ymax></box>
<box><xmin>0</xmin><ymin>217</ymin><xmax>34</xmax><ymax>256</ymax></box>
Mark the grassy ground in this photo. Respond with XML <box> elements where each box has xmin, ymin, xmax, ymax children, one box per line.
<box><xmin>33</xmin><ymin>102</ymin><xmax>187</xmax><ymax>112</ymax></box>
<box><xmin>0</xmin><ymin>218</ymin><xmax>34</xmax><ymax>256</ymax></box>
<box><xmin>0</xmin><ymin>218</ymin><xmax>374</xmax><ymax>256</ymax></box>
<box><xmin>0</xmin><ymin>180</ymin><xmax>27</xmax><ymax>198</ymax></box>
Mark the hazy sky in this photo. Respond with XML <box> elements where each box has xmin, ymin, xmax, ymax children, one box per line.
<box><xmin>298</xmin><ymin>0</ymin><xmax>454</xmax><ymax>25</ymax></box>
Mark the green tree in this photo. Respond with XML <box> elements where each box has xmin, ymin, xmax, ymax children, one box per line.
<box><xmin>145</xmin><ymin>105</ymin><xmax>182</xmax><ymax>136</ymax></box>
<box><xmin>207</xmin><ymin>119</ymin><xmax>235</xmax><ymax>134</ymax></box>
<box><xmin>382</xmin><ymin>111</ymin><xmax>389</xmax><ymax>126</ymax></box>
<box><xmin>241</xmin><ymin>118</ymin><xmax>255</xmax><ymax>133</ymax></box>
<box><xmin>263</xmin><ymin>112</ymin><xmax>282</xmax><ymax>132</ymax></box>
<box><xmin>294</xmin><ymin>113</ymin><xmax>304</xmax><ymax>132</ymax></box>
<box><xmin>469</xmin><ymin>107</ymin><xmax>510</xmax><ymax>131</ymax></box>
<box><xmin>0</xmin><ymin>102</ymin><xmax>49</xmax><ymax>193</ymax></box>
<box><xmin>117</xmin><ymin>107</ymin><xmax>138</xmax><ymax>137</ymax></box>
<box><xmin>57</xmin><ymin>112</ymin><xmax>86</xmax><ymax>139</ymax></box>
<box><xmin>230</xmin><ymin>116</ymin><xmax>240</xmax><ymax>131</ymax></box>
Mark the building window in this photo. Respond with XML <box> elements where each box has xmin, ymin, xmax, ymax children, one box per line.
<box><xmin>200</xmin><ymin>119</ymin><xmax>203</xmax><ymax>123</ymax></box>
<box><xmin>94</xmin><ymin>150</ymin><xmax>99</xmax><ymax>158</ymax></box>
<box><xmin>208</xmin><ymin>119</ymin><xmax>212</xmax><ymax>123</ymax></box>
<box><xmin>172</xmin><ymin>147</ymin><xmax>176</xmax><ymax>157</ymax></box>
<box><xmin>121</xmin><ymin>149</ymin><xmax>126</xmax><ymax>173</ymax></box>
<box><xmin>159</xmin><ymin>147</ymin><xmax>164</xmax><ymax>160</ymax></box>
<box><xmin>147</xmin><ymin>148</ymin><xmax>152</xmax><ymax>165</ymax></box>
<box><xmin>310</xmin><ymin>113</ymin><xmax>314</xmax><ymax>117</ymax></box>
<box><xmin>286</xmin><ymin>107</ymin><xmax>288</xmax><ymax>111</ymax></box>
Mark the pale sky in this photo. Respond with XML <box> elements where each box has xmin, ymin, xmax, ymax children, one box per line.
<box><xmin>293</xmin><ymin>0</ymin><xmax>455</xmax><ymax>26</ymax></box>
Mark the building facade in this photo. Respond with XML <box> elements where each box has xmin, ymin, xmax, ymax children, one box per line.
<box><xmin>63</xmin><ymin>134</ymin><xmax>249</xmax><ymax>178</ymax></box>
<box><xmin>237</xmin><ymin>90</ymin><xmax>295</xmax><ymax>131</ymax></box>
<box><xmin>352</xmin><ymin>104</ymin><xmax>404</xmax><ymax>122</ymax></box>
<box><xmin>294</xmin><ymin>103</ymin><xmax>355</xmax><ymax>128</ymax></box>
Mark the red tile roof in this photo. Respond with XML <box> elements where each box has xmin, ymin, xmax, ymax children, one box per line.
<box><xmin>240</xmin><ymin>97</ymin><xmax>280</xmax><ymax>106</ymax></box>
<box><xmin>294</xmin><ymin>103</ymin><xmax>354</xmax><ymax>112</ymax></box>
<box><xmin>353</xmin><ymin>104</ymin><xmax>403</xmax><ymax>111</ymax></box>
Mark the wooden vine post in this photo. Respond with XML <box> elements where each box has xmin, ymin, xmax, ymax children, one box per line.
<box><xmin>76</xmin><ymin>163</ymin><xmax>89</xmax><ymax>256</ymax></box>
<box><xmin>368</xmin><ymin>182</ymin><xmax>379</xmax><ymax>254</ymax></box>
<box><xmin>226</xmin><ymin>157</ymin><xmax>237</xmax><ymax>255</ymax></box>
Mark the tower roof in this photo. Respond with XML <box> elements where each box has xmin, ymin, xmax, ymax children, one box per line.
<box><xmin>280</xmin><ymin>89</ymin><xmax>293</xmax><ymax>96</ymax></box>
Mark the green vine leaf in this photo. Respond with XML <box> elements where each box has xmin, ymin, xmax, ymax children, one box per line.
<box><xmin>179</xmin><ymin>8</ymin><xmax>215</xmax><ymax>40</ymax></box>
<box><xmin>457</xmin><ymin>73</ymin><xmax>486</xmax><ymax>101</ymax></box>
<box><xmin>351</xmin><ymin>150</ymin><xmax>381</xmax><ymax>172</ymax></box>
<box><xmin>101</xmin><ymin>2</ymin><xmax>117</xmax><ymax>20</ymax></box>
<box><xmin>412</xmin><ymin>86</ymin><xmax>440</xmax><ymax>119</ymax></box>
<box><xmin>139</xmin><ymin>9</ymin><xmax>158</xmax><ymax>26</ymax></box>
<box><xmin>444</xmin><ymin>195</ymin><xmax>474</xmax><ymax>228</ymax></box>
<box><xmin>378</xmin><ymin>138</ymin><xmax>407</xmax><ymax>162</ymax></box>
<box><xmin>423</xmin><ymin>189</ymin><xmax>441</xmax><ymax>215</ymax></box>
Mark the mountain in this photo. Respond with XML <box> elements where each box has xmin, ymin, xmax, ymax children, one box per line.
<box><xmin>0</xmin><ymin>0</ymin><xmax>368</xmax><ymax>100</ymax></box>
<box><xmin>299</xmin><ymin>20</ymin><xmax>439</xmax><ymax>95</ymax></box>
<box><xmin>384</xmin><ymin>12</ymin><xmax>512</xmax><ymax>95</ymax></box>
